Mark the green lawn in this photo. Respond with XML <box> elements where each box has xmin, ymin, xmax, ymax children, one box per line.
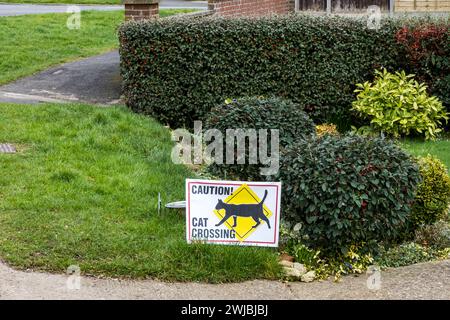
<box><xmin>0</xmin><ymin>9</ymin><xmax>196</xmax><ymax>86</ymax></box>
<box><xmin>401</xmin><ymin>137</ymin><xmax>450</xmax><ymax>173</ymax></box>
<box><xmin>0</xmin><ymin>103</ymin><xmax>281</xmax><ymax>282</ymax></box>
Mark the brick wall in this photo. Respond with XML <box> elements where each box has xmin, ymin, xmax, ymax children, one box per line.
<box><xmin>124</xmin><ymin>0</ymin><xmax>159</xmax><ymax>21</ymax></box>
<box><xmin>208</xmin><ymin>0</ymin><xmax>295</xmax><ymax>17</ymax></box>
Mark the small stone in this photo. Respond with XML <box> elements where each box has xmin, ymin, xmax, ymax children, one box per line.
<box><xmin>279</xmin><ymin>253</ymin><xmax>294</xmax><ymax>262</ymax></box>
<box><xmin>301</xmin><ymin>271</ymin><xmax>316</xmax><ymax>283</ymax></box>
<box><xmin>283</xmin><ymin>267</ymin><xmax>303</xmax><ymax>278</ymax></box>
<box><xmin>279</xmin><ymin>260</ymin><xmax>294</xmax><ymax>268</ymax></box>
<box><xmin>293</xmin><ymin>263</ymin><xmax>307</xmax><ymax>275</ymax></box>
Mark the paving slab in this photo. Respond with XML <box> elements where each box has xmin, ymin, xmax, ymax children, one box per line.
<box><xmin>288</xmin><ymin>259</ymin><xmax>450</xmax><ymax>300</ymax></box>
<box><xmin>0</xmin><ymin>1</ymin><xmax>207</xmax><ymax>16</ymax></box>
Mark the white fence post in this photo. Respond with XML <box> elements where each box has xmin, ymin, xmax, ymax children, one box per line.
<box><xmin>326</xmin><ymin>0</ymin><xmax>331</xmax><ymax>14</ymax></box>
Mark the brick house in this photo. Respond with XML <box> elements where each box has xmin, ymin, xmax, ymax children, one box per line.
<box><xmin>124</xmin><ymin>0</ymin><xmax>450</xmax><ymax>21</ymax></box>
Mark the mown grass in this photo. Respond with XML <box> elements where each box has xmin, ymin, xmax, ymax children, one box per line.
<box><xmin>0</xmin><ymin>103</ymin><xmax>281</xmax><ymax>282</ymax></box>
<box><xmin>0</xmin><ymin>9</ymin><xmax>196</xmax><ymax>85</ymax></box>
<box><xmin>401</xmin><ymin>136</ymin><xmax>450</xmax><ymax>173</ymax></box>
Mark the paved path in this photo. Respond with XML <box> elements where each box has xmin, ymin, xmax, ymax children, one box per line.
<box><xmin>0</xmin><ymin>259</ymin><xmax>448</xmax><ymax>299</ymax></box>
<box><xmin>0</xmin><ymin>1</ymin><xmax>207</xmax><ymax>16</ymax></box>
<box><xmin>160</xmin><ymin>0</ymin><xmax>207</xmax><ymax>9</ymax></box>
<box><xmin>0</xmin><ymin>51</ymin><xmax>121</xmax><ymax>105</ymax></box>
<box><xmin>0</xmin><ymin>3</ymin><xmax>122</xmax><ymax>16</ymax></box>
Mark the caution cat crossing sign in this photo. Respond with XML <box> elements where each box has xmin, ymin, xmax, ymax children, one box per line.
<box><xmin>186</xmin><ymin>179</ymin><xmax>281</xmax><ymax>247</ymax></box>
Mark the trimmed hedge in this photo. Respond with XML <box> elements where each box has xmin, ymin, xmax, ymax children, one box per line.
<box><xmin>119</xmin><ymin>15</ymin><xmax>405</xmax><ymax>128</ymax></box>
<box><xmin>396</xmin><ymin>22</ymin><xmax>450</xmax><ymax>110</ymax></box>
<box><xmin>278</xmin><ymin>134</ymin><xmax>421</xmax><ymax>253</ymax></box>
<box><xmin>204</xmin><ymin>96</ymin><xmax>315</xmax><ymax>180</ymax></box>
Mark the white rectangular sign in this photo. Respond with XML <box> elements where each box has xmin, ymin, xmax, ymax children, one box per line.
<box><xmin>186</xmin><ymin>179</ymin><xmax>281</xmax><ymax>247</ymax></box>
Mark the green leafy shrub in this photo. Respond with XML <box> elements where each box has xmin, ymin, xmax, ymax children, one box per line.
<box><xmin>291</xmin><ymin>243</ymin><xmax>322</xmax><ymax>270</ymax></box>
<box><xmin>279</xmin><ymin>221</ymin><xmax>302</xmax><ymax>251</ymax></box>
<box><xmin>320</xmin><ymin>244</ymin><xmax>375</xmax><ymax>280</ymax></box>
<box><xmin>118</xmin><ymin>15</ymin><xmax>405</xmax><ymax>128</ymax></box>
<box><xmin>411</xmin><ymin>155</ymin><xmax>450</xmax><ymax>227</ymax></box>
<box><xmin>415</xmin><ymin>221</ymin><xmax>450</xmax><ymax>250</ymax></box>
<box><xmin>278</xmin><ymin>134</ymin><xmax>421</xmax><ymax>254</ymax></box>
<box><xmin>204</xmin><ymin>97</ymin><xmax>315</xmax><ymax>180</ymax></box>
<box><xmin>376</xmin><ymin>242</ymin><xmax>449</xmax><ymax>268</ymax></box>
<box><xmin>352</xmin><ymin>69</ymin><xmax>448</xmax><ymax>140</ymax></box>
<box><xmin>281</xmin><ymin>222</ymin><xmax>375</xmax><ymax>281</ymax></box>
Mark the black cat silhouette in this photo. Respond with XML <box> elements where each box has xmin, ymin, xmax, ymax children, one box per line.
<box><xmin>215</xmin><ymin>190</ymin><xmax>271</xmax><ymax>229</ymax></box>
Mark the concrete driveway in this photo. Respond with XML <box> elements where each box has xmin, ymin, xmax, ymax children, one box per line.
<box><xmin>0</xmin><ymin>51</ymin><xmax>121</xmax><ymax>105</ymax></box>
<box><xmin>0</xmin><ymin>0</ymin><xmax>207</xmax><ymax>16</ymax></box>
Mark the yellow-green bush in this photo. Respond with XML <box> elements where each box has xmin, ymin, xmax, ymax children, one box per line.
<box><xmin>352</xmin><ymin>69</ymin><xmax>448</xmax><ymax>140</ymax></box>
<box><xmin>411</xmin><ymin>156</ymin><xmax>450</xmax><ymax>227</ymax></box>
<box><xmin>316</xmin><ymin>124</ymin><xmax>339</xmax><ymax>137</ymax></box>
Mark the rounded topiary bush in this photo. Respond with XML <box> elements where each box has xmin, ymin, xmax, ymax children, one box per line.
<box><xmin>411</xmin><ymin>155</ymin><xmax>450</xmax><ymax>227</ymax></box>
<box><xmin>204</xmin><ymin>97</ymin><xmax>316</xmax><ymax>181</ymax></box>
<box><xmin>279</xmin><ymin>134</ymin><xmax>421</xmax><ymax>254</ymax></box>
